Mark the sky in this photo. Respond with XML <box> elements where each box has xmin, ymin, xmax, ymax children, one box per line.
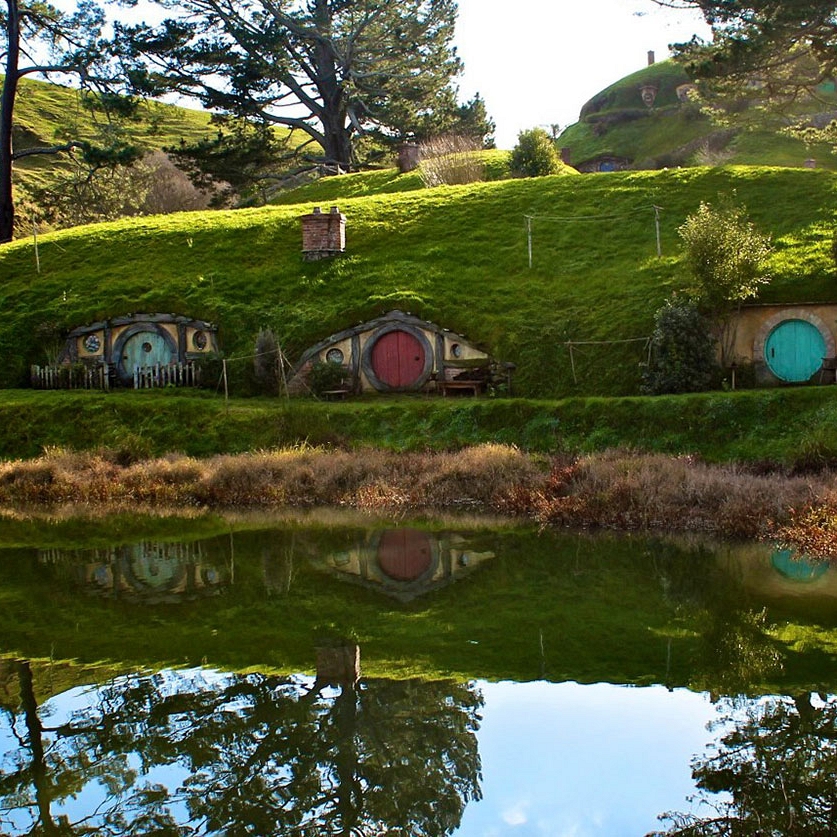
<box><xmin>454</xmin><ymin>0</ymin><xmax>711</xmax><ymax>148</ymax></box>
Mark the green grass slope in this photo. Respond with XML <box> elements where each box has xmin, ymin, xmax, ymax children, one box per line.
<box><xmin>560</xmin><ymin>60</ymin><xmax>837</xmax><ymax>171</ymax></box>
<box><xmin>13</xmin><ymin>76</ymin><xmax>219</xmax><ymax>191</ymax></box>
<box><xmin>0</xmin><ymin>166</ymin><xmax>834</xmax><ymax>399</ymax></box>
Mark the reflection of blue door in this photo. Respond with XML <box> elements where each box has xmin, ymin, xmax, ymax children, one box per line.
<box><xmin>121</xmin><ymin>331</ymin><xmax>174</xmax><ymax>374</ymax></box>
<box><xmin>764</xmin><ymin>320</ymin><xmax>826</xmax><ymax>382</ymax></box>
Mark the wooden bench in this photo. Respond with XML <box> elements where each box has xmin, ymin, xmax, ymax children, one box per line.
<box><xmin>437</xmin><ymin>379</ymin><xmax>484</xmax><ymax>397</ymax></box>
<box><xmin>321</xmin><ymin>389</ymin><xmax>350</xmax><ymax>401</ymax></box>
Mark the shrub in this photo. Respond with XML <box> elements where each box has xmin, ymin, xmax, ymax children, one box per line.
<box><xmin>642</xmin><ymin>297</ymin><xmax>718</xmax><ymax>395</ymax></box>
<box><xmin>307</xmin><ymin>360</ymin><xmax>348</xmax><ymax>396</ymax></box>
<box><xmin>510</xmin><ymin>128</ymin><xmax>562</xmax><ymax>177</ymax></box>
<box><xmin>418</xmin><ymin>135</ymin><xmax>485</xmax><ymax>187</ymax></box>
<box><xmin>253</xmin><ymin>328</ymin><xmax>279</xmax><ymax>396</ymax></box>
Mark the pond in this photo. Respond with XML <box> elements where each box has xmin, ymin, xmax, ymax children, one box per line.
<box><xmin>1</xmin><ymin>510</ymin><xmax>836</xmax><ymax>835</ymax></box>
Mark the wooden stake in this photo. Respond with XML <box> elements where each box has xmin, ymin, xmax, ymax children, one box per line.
<box><xmin>526</xmin><ymin>216</ymin><xmax>533</xmax><ymax>269</ymax></box>
<box><xmin>32</xmin><ymin>215</ymin><xmax>40</xmax><ymax>274</ymax></box>
<box><xmin>569</xmin><ymin>342</ymin><xmax>578</xmax><ymax>385</ymax></box>
<box><xmin>654</xmin><ymin>205</ymin><xmax>662</xmax><ymax>257</ymax></box>
<box><xmin>222</xmin><ymin>358</ymin><xmax>229</xmax><ymax>413</ymax></box>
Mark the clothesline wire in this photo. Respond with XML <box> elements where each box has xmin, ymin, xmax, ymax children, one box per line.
<box><xmin>524</xmin><ymin>205</ymin><xmax>662</xmax><ymax>223</ymax></box>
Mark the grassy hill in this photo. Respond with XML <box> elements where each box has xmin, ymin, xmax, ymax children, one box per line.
<box><xmin>0</xmin><ymin>165</ymin><xmax>834</xmax><ymax>400</ymax></box>
<box><xmin>13</xmin><ymin>76</ymin><xmax>221</xmax><ymax>192</ymax></box>
<box><xmin>559</xmin><ymin>60</ymin><xmax>837</xmax><ymax>171</ymax></box>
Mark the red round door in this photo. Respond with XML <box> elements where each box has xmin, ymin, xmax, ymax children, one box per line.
<box><xmin>370</xmin><ymin>330</ymin><xmax>425</xmax><ymax>388</ymax></box>
<box><xmin>377</xmin><ymin>529</ymin><xmax>433</xmax><ymax>581</ymax></box>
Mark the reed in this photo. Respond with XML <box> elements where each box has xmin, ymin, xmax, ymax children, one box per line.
<box><xmin>0</xmin><ymin>446</ymin><xmax>835</xmax><ymax>553</ymax></box>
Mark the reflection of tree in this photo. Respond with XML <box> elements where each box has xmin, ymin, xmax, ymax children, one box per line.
<box><xmin>0</xmin><ymin>665</ymin><xmax>482</xmax><ymax>835</ymax></box>
<box><xmin>655</xmin><ymin>692</ymin><xmax>837</xmax><ymax>836</ymax></box>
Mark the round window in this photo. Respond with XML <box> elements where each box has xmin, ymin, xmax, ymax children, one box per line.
<box><xmin>83</xmin><ymin>334</ymin><xmax>101</xmax><ymax>353</ymax></box>
<box><xmin>326</xmin><ymin>347</ymin><xmax>344</xmax><ymax>364</ymax></box>
<box><xmin>450</xmin><ymin>343</ymin><xmax>462</xmax><ymax>358</ymax></box>
<box><xmin>193</xmin><ymin>330</ymin><xmax>208</xmax><ymax>350</ymax></box>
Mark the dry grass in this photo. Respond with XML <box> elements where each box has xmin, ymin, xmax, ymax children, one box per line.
<box><xmin>2</xmin><ymin>447</ymin><xmax>837</xmax><ymax>551</ymax></box>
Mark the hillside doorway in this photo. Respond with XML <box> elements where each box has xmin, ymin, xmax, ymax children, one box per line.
<box><xmin>764</xmin><ymin>319</ymin><xmax>826</xmax><ymax>382</ymax></box>
<box><xmin>368</xmin><ymin>328</ymin><xmax>429</xmax><ymax>389</ymax></box>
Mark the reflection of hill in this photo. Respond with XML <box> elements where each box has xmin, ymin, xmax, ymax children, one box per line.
<box><xmin>1</xmin><ymin>518</ymin><xmax>836</xmax><ymax>692</ymax></box>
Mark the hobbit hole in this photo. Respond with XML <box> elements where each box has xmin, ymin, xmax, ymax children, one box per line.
<box><xmin>32</xmin><ymin>314</ymin><xmax>218</xmax><ymax>390</ymax></box>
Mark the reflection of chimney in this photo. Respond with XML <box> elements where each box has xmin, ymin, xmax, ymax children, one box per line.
<box><xmin>301</xmin><ymin>205</ymin><xmax>346</xmax><ymax>261</ymax></box>
<box><xmin>316</xmin><ymin>641</ymin><xmax>361</xmax><ymax>685</ymax></box>
<box><xmin>648</xmin><ymin>50</ymin><xmax>655</xmax><ymax>66</ymax></box>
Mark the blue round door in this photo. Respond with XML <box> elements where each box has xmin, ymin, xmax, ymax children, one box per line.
<box><xmin>121</xmin><ymin>331</ymin><xmax>174</xmax><ymax>373</ymax></box>
<box><xmin>764</xmin><ymin>319</ymin><xmax>826</xmax><ymax>382</ymax></box>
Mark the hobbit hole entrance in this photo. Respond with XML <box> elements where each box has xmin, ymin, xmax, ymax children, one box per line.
<box><xmin>370</xmin><ymin>329</ymin><xmax>426</xmax><ymax>389</ymax></box>
<box><xmin>764</xmin><ymin>319</ymin><xmax>827</xmax><ymax>383</ymax></box>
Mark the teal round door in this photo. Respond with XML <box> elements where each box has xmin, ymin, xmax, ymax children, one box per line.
<box><xmin>764</xmin><ymin>319</ymin><xmax>826</xmax><ymax>382</ymax></box>
<box><xmin>121</xmin><ymin>330</ymin><xmax>174</xmax><ymax>373</ymax></box>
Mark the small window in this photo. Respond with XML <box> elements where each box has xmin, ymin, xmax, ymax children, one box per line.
<box><xmin>450</xmin><ymin>343</ymin><xmax>462</xmax><ymax>358</ymax></box>
<box><xmin>193</xmin><ymin>330</ymin><xmax>208</xmax><ymax>350</ymax></box>
<box><xmin>326</xmin><ymin>347</ymin><xmax>344</xmax><ymax>364</ymax></box>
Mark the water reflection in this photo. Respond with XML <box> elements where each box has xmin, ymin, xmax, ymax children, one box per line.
<box><xmin>39</xmin><ymin>541</ymin><xmax>227</xmax><ymax>603</ymax></box>
<box><xmin>312</xmin><ymin>528</ymin><xmax>495</xmax><ymax>602</ymax></box>
<box><xmin>0</xmin><ymin>660</ymin><xmax>482</xmax><ymax>836</ymax></box>
<box><xmin>654</xmin><ymin>692</ymin><xmax>837</xmax><ymax>836</ymax></box>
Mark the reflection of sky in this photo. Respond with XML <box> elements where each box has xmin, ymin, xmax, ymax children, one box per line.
<box><xmin>0</xmin><ymin>673</ymin><xmax>721</xmax><ymax>836</ymax></box>
<box><xmin>456</xmin><ymin>681</ymin><xmax>718</xmax><ymax>837</ymax></box>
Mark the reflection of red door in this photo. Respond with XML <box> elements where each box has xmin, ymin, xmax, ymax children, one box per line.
<box><xmin>377</xmin><ymin>529</ymin><xmax>433</xmax><ymax>581</ymax></box>
<box><xmin>370</xmin><ymin>330</ymin><xmax>425</xmax><ymax>388</ymax></box>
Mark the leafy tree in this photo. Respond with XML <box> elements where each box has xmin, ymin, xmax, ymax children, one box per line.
<box><xmin>642</xmin><ymin>296</ymin><xmax>718</xmax><ymax>395</ymax></box>
<box><xmin>0</xmin><ymin>0</ymin><xmax>137</xmax><ymax>242</ymax></box>
<box><xmin>509</xmin><ymin>127</ymin><xmax>562</xmax><ymax>177</ymax></box>
<box><xmin>119</xmin><ymin>0</ymin><xmax>464</xmax><ymax>171</ymax></box>
<box><xmin>678</xmin><ymin>199</ymin><xmax>772</xmax><ymax>365</ymax></box>
<box><xmin>657</xmin><ymin>2</ymin><xmax>837</xmax><ymax>125</ymax></box>
<box><xmin>0</xmin><ymin>665</ymin><xmax>483</xmax><ymax>835</ymax></box>
<box><xmin>655</xmin><ymin>692</ymin><xmax>837</xmax><ymax>836</ymax></box>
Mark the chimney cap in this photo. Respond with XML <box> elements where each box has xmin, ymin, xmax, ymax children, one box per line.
<box><xmin>313</xmin><ymin>206</ymin><xmax>322</xmax><ymax>214</ymax></box>
<box><xmin>330</xmin><ymin>206</ymin><xmax>340</xmax><ymax>214</ymax></box>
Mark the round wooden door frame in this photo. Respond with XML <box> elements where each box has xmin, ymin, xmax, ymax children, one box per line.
<box><xmin>754</xmin><ymin>310</ymin><xmax>835</xmax><ymax>382</ymax></box>
<box><xmin>361</xmin><ymin>323</ymin><xmax>434</xmax><ymax>392</ymax></box>
<box><xmin>112</xmin><ymin>323</ymin><xmax>178</xmax><ymax>385</ymax></box>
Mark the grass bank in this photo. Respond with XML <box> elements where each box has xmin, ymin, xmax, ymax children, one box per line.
<box><xmin>1</xmin><ymin>387</ymin><xmax>837</xmax><ymax>465</ymax></box>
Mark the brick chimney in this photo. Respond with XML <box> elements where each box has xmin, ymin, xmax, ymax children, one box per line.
<box><xmin>648</xmin><ymin>50</ymin><xmax>655</xmax><ymax>66</ymax></box>
<box><xmin>301</xmin><ymin>206</ymin><xmax>346</xmax><ymax>261</ymax></box>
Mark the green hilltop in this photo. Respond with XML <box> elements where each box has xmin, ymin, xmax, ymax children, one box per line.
<box><xmin>559</xmin><ymin>60</ymin><xmax>837</xmax><ymax>171</ymax></box>
<box><xmin>1</xmin><ymin>164</ymin><xmax>834</xmax><ymax>399</ymax></box>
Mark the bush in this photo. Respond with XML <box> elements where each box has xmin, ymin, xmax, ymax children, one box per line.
<box><xmin>418</xmin><ymin>135</ymin><xmax>485</xmax><ymax>187</ymax></box>
<box><xmin>642</xmin><ymin>297</ymin><xmax>718</xmax><ymax>395</ymax></box>
<box><xmin>253</xmin><ymin>328</ymin><xmax>279</xmax><ymax>396</ymax></box>
<box><xmin>307</xmin><ymin>360</ymin><xmax>348</xmax><ymax>396</ymax></box>
<box><xmin>510</xmin><ymin>128</ymin><xmax>562</xmax><ymax>177</ymax></box>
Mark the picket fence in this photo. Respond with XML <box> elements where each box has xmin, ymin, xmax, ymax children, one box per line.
<box><xmin>31</xmin><ymin>362</ymin><xmax>200</xmax><ymax>391</ymax></box>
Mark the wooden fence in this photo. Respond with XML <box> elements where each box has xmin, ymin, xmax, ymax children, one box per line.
<box><xmin>31</xmin><ymin>364</ymin><xmax>110</xmax><ymax>391</ymax></box>
<box><xmin>31</xmin><ymin>361</ymin><xmax>201</xmax><ymax>390</ymax></box>
<box><xmin>133</xmin><ymin>362</ymin><xmax>200</xmax><ymax>389</ymax></box>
